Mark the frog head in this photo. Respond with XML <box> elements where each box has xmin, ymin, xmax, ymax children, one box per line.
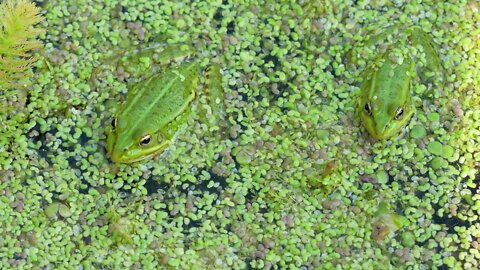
<box><xmin>106</xmin><ymin>116</ymin><xmax>172</xmax><ymax>163</ymax></box>
<box><xmin>358</xmin><ymin>56</ymin><xmax>415</xmax><ymax>140</ymax></box>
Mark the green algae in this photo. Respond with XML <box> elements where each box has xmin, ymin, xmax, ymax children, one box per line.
<box><xmin>410</xmin><ymin>124</ymin><xmax>427</xmax><ymax>139</ymax></box>
<box><xmin>0</xmin><ymin>0</ymin><xmax>479</xmax><ymax>269</ymax></box>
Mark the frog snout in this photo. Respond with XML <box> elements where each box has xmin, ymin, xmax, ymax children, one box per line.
<box><xmin>375</xmin><ymin>121</ymin><xmax>388</xmax><ymax>135</ymax></box>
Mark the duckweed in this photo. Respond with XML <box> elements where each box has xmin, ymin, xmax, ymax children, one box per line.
<box><xmin>427</xmin><ymin>112</ymin><xmax>440</xmax><ymax>122</ymax></box>
<box><xmin>376</xmin><ymin>170</ymin><xmax>389</xmax><ymax>185</ymax></box>
<box><xmin>427</xmin><ymin>141</ymin><xmax>444</xmax><ymax>156</ymax></box>
<box><xmin>431</xmin><ymin>157</ymin><xmax>447</xmax><ymax>170</ymax></box>
<box><xmin>410</xmin><ymin>124</ymin><xmax>427</xmax><ymax>139</ymax></box>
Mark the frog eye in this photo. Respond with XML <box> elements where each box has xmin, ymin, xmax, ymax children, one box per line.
<box><xmin>111</xmin><ymin>118</ymin><xmax>117</xmax><ymax>129</ymax></box>
<box><xmin>364</xmin><ymin>103</ymin><xmax>372</xmax><ymax>116</ymax></box>
<box><xmin>394</xmin><ymin>107</ymin><xmax>404</xmax><ymax>120</ymax></box>
<box><xmin>139</xmin><ymin>134</ymin><xmax>151</xmax><ymax>146</ymax></box>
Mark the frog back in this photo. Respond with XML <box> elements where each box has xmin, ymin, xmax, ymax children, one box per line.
<box><xmin>114</xmin><ymin>62</ymin><xmax>199</xmax><ymax>153</ymax></box>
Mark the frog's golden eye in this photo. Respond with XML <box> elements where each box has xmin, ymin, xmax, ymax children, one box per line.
<box><xmin>394</xmin><ymin>107</ymin><xmax>404</xmax><ymax>120</ymax></box>
<box><xmin>111</xmin><ymin>118</ymin><xmax>117</xmax><ymax>129</ymax></box>
<box><xmin>139</xmin><ymin>134</ymin><xmax>151</xmax><ymax>146</ymax></box>
<box><xmin>364</xmin><ymin>103</ymin><xmax>372</xmax><ymax>116</ymax></box>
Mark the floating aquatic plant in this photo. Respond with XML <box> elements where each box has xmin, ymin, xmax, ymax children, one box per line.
<box><xmin>0</xmin><ymin>0</ymin><xmax>44</xmax><ymax>91</ymax></box>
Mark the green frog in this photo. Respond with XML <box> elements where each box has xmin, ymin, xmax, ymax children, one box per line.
<box><xmin>105</xmin><ymin>45</ymin><xmax>224</xmax><ymax>163</ymax></box>
<box><xmin>351</xmin><ymin>26</ymin><xmax>443</xmax><ymax>140</ymax></box>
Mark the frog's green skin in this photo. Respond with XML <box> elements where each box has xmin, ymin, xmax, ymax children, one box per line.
<box><xmin>354</xmin><ymin>26</ymin><xmax>443</xmax><ymax>140</ymax></box>
<box><xmin>357</xmin><ymin>53</ymin><xmax>416</xmax><ymax>140</ymax></box>
<box><xmin>105</xmin><ymin>45</ymin><xmax>224</xmax><ymax>163</ymax></box>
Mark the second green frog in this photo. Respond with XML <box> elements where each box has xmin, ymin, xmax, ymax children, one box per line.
<box><xmin>350</xmin><ymin>26</ymin><xmax>443</xmax><ymax>140</ymax></box>
<box><xmin>105</xmin><ymin>45</ymin><xmax>224</xmax><ymax>163</ymax></box>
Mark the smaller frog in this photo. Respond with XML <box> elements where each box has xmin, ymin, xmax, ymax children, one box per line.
<box><xmin>350</xmin><ymin>26</ymin><xmax>443</xmax><ymax>140</ymax></box>
<box><xmin>104</xmin><ymin>44</ymin><xmax>224</xmax><ymax>163</ymax></box>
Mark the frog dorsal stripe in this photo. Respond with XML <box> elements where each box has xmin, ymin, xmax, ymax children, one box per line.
<box><xmin>119</xmin><ymin>62</ymin><xmax>197</xmax><ymax>143</ymax></box>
